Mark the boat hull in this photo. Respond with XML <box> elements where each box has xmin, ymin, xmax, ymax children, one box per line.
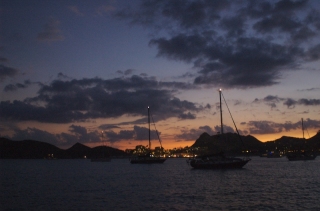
<box><xmin>287</xmin><ymin>154</ymin><xmax>317</xmax><ymax>161</ymax></box>
<box><xmin>130</xmin><ymin>157</ymin><xmax>166</xmax><ymax>164</ymax></box>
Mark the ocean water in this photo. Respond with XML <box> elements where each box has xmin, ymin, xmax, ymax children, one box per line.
<box><xmin>1</xmin><ymin>157</ymin><xmax>320</xmax><ymax>211</ymax></box>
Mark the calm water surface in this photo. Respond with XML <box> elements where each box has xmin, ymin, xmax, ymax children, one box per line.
<box><xmin>1</xmin><ymin>157</ymin><xmax>320</xmax><ymax>210</ymax></box>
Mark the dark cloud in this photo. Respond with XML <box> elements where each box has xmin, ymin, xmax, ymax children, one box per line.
<box><xmin>99</xmin><ymin>124</ymin><xmax>121</xmax><ymax>130</ymax></box>
<box><xmin>305</xmin><ymin>9</ymin><xmax>320</xmax><ymax>30</ymax></box>
<box><xmin>253</xmin><ymin>13</ymin><xmax>302</xmax><ymax>33</ymax></box>
<box><xmin>213</xmin><ymin>125</ymin><xmax>236</xmax><ymax>134</ymax></box>
<box><xmin>101</xmin><ymin>125</ymin><xmax>161</xmax><ymax>144</ymax></box>
<box><xmin>0</xmin><ymin>75</ymin><xmax>200</xmax><ymax>123</ymax></box>
<box><xmin>57</xmin><ymin>72</ymin><xmax>72</xmax><ymax>80</ymax></box>
<box><xmin>3</xmin><ymin>80</ymin><xmax>33</xmax><ymax>92</ymax></box>
<box><xmin>5</xmin><ymin>122</ymin><xmax>163</xmax><ymax>147</ymax></box>
<box><xmin>0</xmin><ymin>64</ymin><xmax>19</xmax><ymax>81</ymax></box>
<box><xmin>175</xmin><ymin>124</ymin><xmax>248</xmax><ymax>141</ymax></box>
<box><xmin>10</xmin><ymin>125</ymin><xmax>101</xmax><ymax>147</ymax></box>
<box><xmin>12</xmin><ymin>127</ymin><xmax>60</xmax><ymax>145</ymax></box>
<box><xmin>37</xmin><ymin>18</ymin><xmax>65</xmax><ymax>42</ymax></box>
<box><xmin>175</xmin><ymin>125</ymin><xmax>215</xmax><ymax>140</ymax></box>
<box><xmin>3</xmin><ymin>84</ymin><xmax>17</xmax><ymax>92</ymax></box>
<box><xmin>298</xmin><ymin>98</ymin><xmax>320</xmax><ymax>106</ymax></box>
<box><xmin>247</xmin><ymin>118</ymin><xmax>320</xmax><ymax>134</ymax></box>
<box><xmin>283</xmin><ymin>98</ymin><xmax>297</xmax><ymax>108</ymax></box>
<box><xmin>297</xmin><ymin>87</ymin><xmax>320</xmax><ymax>92</ymax></box>
<box><xmin>116</xmin><ymin>69</ymin><xmax>135</xmax><ymax>75</ymax></box>
<box><xmin>0</xmin><ymin>57</ymin><xmax>8</xmax><ymax>62</ymax></box>
<box><xmin>305</xmin><ymin>44</ymin><xmax>320</xmax><ymax>61</ymax></box>
<box><xmin>274</xmin><ymin>0</ymin><xmax>308</xmax><ymax>11</ymax></box>
<box><xmin>283</xmin><ymin>98</ymin><xmax>320</xmax><ymax>108</ymax></box>
<box><xmin>253</xmin><ymin>95</ymin><xmax>320</xmax><ymax>109</ymax></box>
<box><xmin>178</xmin><ymin>112</ymin><xmax>196</xmax><ymax>119</ymax></box>
<box><xmin>116</xmin><ymin>0</ymin><xmax>320</xmax><ymax>88</ymax></box>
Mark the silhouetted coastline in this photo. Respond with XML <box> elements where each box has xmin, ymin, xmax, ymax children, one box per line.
<box><xmin>1</xmin><ymin>131</ymin><xmax>319</xmax><ymax>159</ymax></box>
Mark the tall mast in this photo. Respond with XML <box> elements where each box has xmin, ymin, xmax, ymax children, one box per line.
<box><xmin>219</xmin><ymin>89</ymin><xmax>223</xmax><ymax>134</ymax></box>
<box><xmin>302</xmin><ymin>118</ymin><xmax>304</xmax><ymax>139</ymax></box>
<box><xmin>148</xmin><ymin>106</ymin><xmax>151</xmax><ymax>150</ymax></box>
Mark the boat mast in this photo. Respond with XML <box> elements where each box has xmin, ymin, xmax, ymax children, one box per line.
<box><xmin>219</xmin><ymin>89</ymin><xmax>223</xmax><ymax>134</ymax></box>
<box><xmin>148</xmin><ymin>106</ymin><xmax>151</xmax><ymax>150</ymax></box>
<box><xmin>301</xmin><ymin>118</ymin><xmax>304</xmax><ymax>139</ymax></box>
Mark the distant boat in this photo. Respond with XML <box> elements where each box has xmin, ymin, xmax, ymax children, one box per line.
<box><xmin>287</xmin><ymin>152</ymin><xmax>316</xmax><ymax>161</ymax></box>
<box><xmin>130</xmin><ymin>106</ymin><xmax>166</xmax><ymax>164</ymax></box>
<box><xmin>286</xmin><ymin>119</ymin><xmax>317</xmax><ymax>161</ymax></box>
<box><xmin>187</xmin><ymin>89</ymin><xmax>251</xmax><ymax>169</ymax></box>
<box><xmin>267</xmin><ymin>150</ymin><xmax>282</xmax><ymax>158</ymax></box>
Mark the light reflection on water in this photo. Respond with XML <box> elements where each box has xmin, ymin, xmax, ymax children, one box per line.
<box><xmin>1</xmin><ymin>157</ymin><xmax>320</xmax><ymax>210</ymax></box>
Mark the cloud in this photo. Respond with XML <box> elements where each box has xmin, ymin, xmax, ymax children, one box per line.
<box><xmin>68</xmin><ymin>6</ymin><xmax>84</xmax><ymax>16</ymax></box>
<box><xmin>247</xmin><ymin>118</ymin><xmax>320</xmax><ymax>134</ymax></box>
<box><xmin>0</xmin><ymin>75</ymin><xmax>200</xmax><ymax>123</ymax></box>
<box><xmin>283</xmin><ymin>98</ymin><xmax>297</xmax><ymax>108</ymax></box>
<box><xmin>253</xmin><ymin>95</ymin><xmax>320</xmax><ymax>109</ymax></box>
<box><xmin>9</xmin><ymin>125</ymin><xmax>102</xmax><ymax>147</ymax></box>
<box><xmin>297</xmin><ymin>98</ymin><xmax>320</xmax><ymax>106</ymax></box>
<box><xmin>99</xmin><ymin>125</ymin><xmax>161</xmax><ymax>144</ymax></box>
<box><xmin>175</xmin><ymin>125</ymin><xmax>215</xmax><ymax>140</ymax></box>
<box><xmin>0</xmin><ymin>64</ymin><xmax>19</xmax><ymax>81</ymax></box>
<box><xmin>3</xmin><ymin>80</ymin><xmax>33</xmax><ymax>92</ymax></box>
<box><xmin>297</xmin><ymin>87</ymin><xmax>320</xmax><ymax>92</ymax></box>
<box><xmin>305</xmin><ymin>44</ymin><xmax>320</xmax><ymax>61</ymax></box>
<box><xmin>283</xmin><ymin>98</ymin><xmax>320</xmax><ymax>108</ymax></box>
<box><xmin>175</xmin><ymin>124</ymin><xmax>247</xmax><ymax>141</ymax></box>
<box><xmin>178</xmin><ymin>112</ymin><xmax>196</xmax><ymax>119</ymax></box>
<box><xmin>116</xmin><ymin>0</ymin><xmax>320</xmax><ymax>88</ymax></box>
<box><xmin>99</xmin><ymin>124</ymin><xmax>121</xmax><ymax>130</ymax></box>
<box><xmin>37</xmin><ymin>18</ymin><xmax>65</xmax><ymax>42</ymax></box>
<box><xmin>11</xmin><ymin>127</ymin><xmax>61</xmax><ymax>145</ymax></box>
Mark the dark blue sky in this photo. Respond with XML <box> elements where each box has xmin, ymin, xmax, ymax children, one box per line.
<box><xmin>1</xmin><ymin>0</ymin><xmax>320</xmax><ymax>149</ymax></box>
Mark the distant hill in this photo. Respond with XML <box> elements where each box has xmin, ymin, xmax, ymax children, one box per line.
<box><xmin>1</xmin><ymin>131</ymin><xmax>320</xmax><ymax>158</ymax></box>
<box><xmin>269</xmin><ymin>131</ymin><xmax>320</xmax><ymax>151</ymax></box>
<box><xmin>191</xmin><ymin>131</ymin><xmax>320</xmax><ymax>155</ymax></box>
<box><xmin>0</xmin><ymin>138</ymin><xmax>128</xmax><ymax>159</ymax></box>
<box><xmin>191</xmin><ymin>132</ymin><xmax>264</xmax><ymax>154</ymax></box>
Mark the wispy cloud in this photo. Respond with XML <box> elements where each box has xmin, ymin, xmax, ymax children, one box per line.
<box><xmin>3</xmin><ymin>80</ymin><xmax>34</xmax><ymax>92</ymax></box>
<box><xmin>37</xmin><ymin>18</ymin><xmax>65</xmax><ymax>42</ymax></box>
<box><xmin>68</xmin><ymin>6</ymin><xmax>84</xmax><ymax>16</ymax></box>
<box><xmin>247</xmin><ymin>118</ymin><xmax>320</xmax><ymax>134</ymax></box>
<box><xmin>0</xmin><ymin>64</ymin><xmax>19</xmax><ymax>81</ymax></box>
<box><xmin>253</xmin><ymin>95</ymin><xmax>320</xmax><ymax>109</ymax></box>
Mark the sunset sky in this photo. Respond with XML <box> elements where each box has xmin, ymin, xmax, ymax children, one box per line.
<box><xmin>1</xmin><ymin>0</ymin><xmax>320</xmax><ymax>150</ymax></box>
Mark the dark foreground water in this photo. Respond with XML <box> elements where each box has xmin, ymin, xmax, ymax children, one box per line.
<box><xmin>1</xmin><ymin>157</ymin><xmax>320</xmax><ymax>211</ymax></box>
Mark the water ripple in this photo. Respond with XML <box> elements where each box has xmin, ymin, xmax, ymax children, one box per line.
<box><xmin>1</xmin><ymin>157</ymin><xmax>320</xmax><ymax>210</ymax></box>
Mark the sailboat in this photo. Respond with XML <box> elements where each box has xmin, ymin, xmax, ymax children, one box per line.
<box><xmin>90</xmin><ymin>131</ymin><xmax>111</xmax><ymax>162</ymax></box>
<box><xmin>187</xmin><ymin>89</ymin><xmax>251</xmax><ymax>169</ymax></box>
<box><xmin>130</xmin><ymin>106</ymin><xmax>166</xmax><ymax>164</ymax></box>
<box><xmin>286</xmin><ymin>118</ymin><xmax>317</xmax><ymax>161</ymax></box>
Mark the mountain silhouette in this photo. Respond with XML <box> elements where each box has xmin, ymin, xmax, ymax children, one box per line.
<box><xmin>191</xmin><ymin>131</ymin><xmax>320</xmax><ymax>155</ymax></box>
<box><xmin>0</xmin><ymin>138</ymin><xmax>128</xmax><ymax>159</ymax></box>
<box><xmin>1</xmin><ymin>131</ymin><xmax>319</xmax><ymax>158</ymax></box>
